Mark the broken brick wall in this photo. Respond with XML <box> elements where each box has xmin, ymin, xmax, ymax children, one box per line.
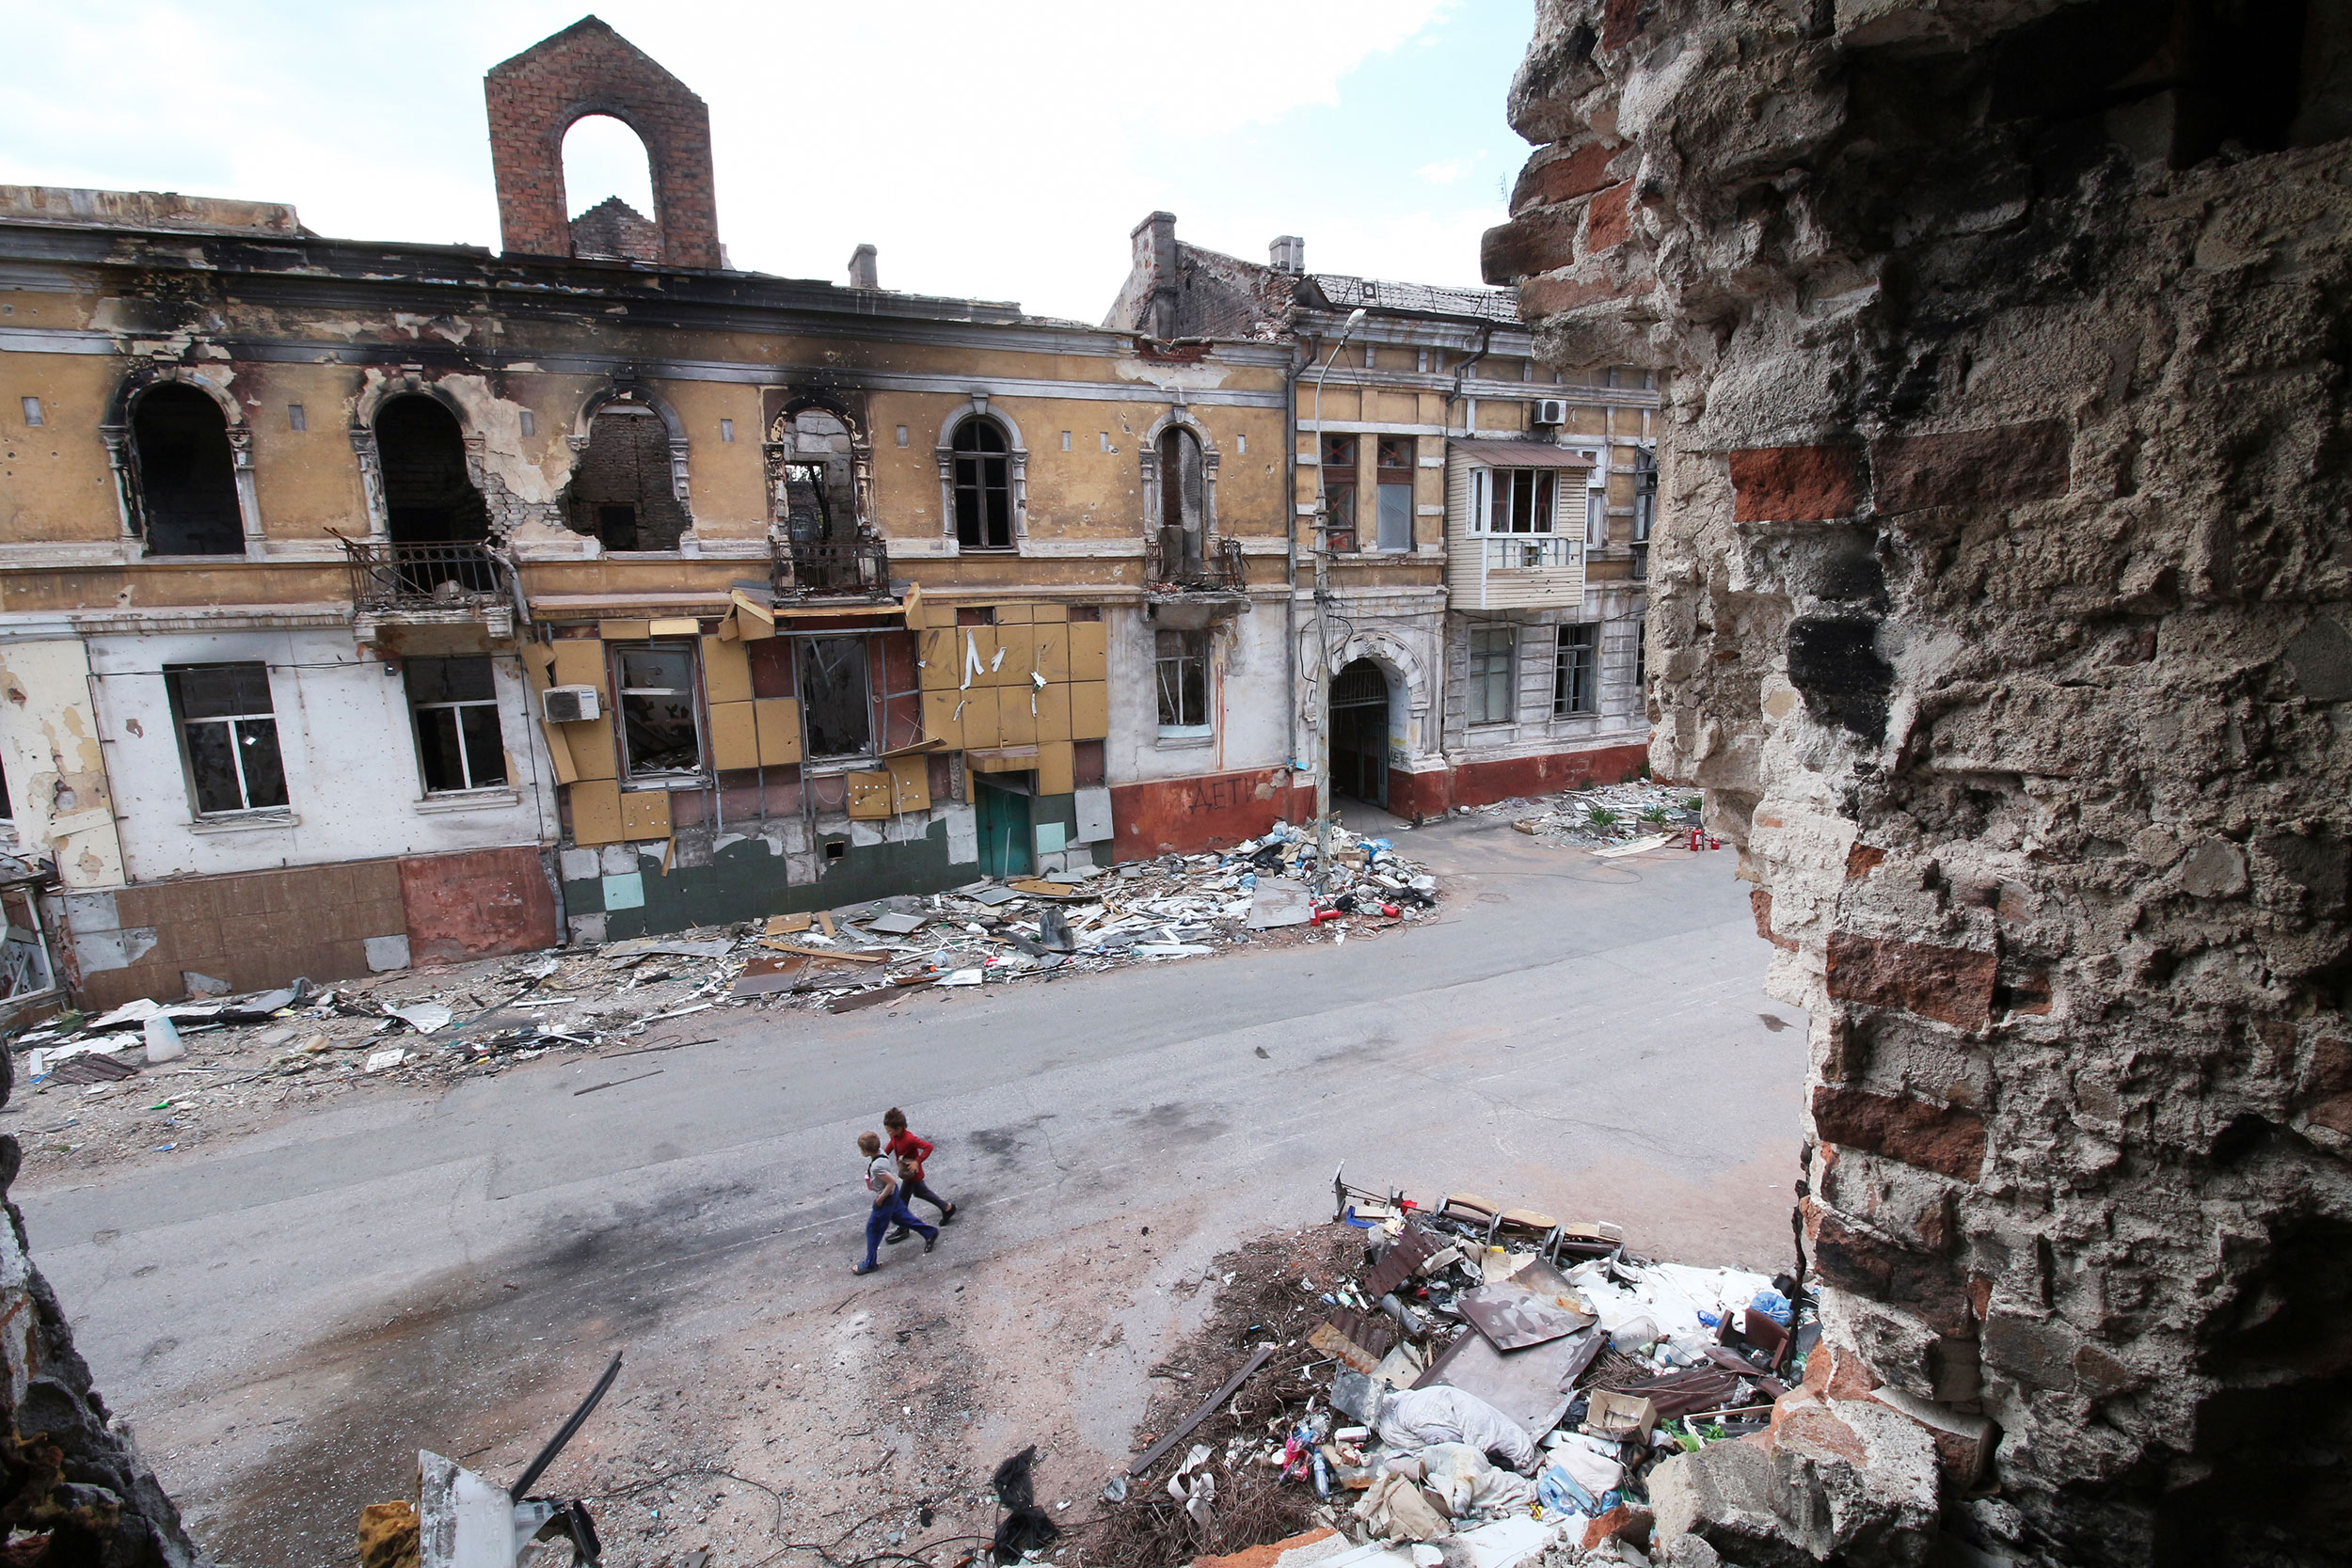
<box><xmin>1495</xmin><ymin>2</ymin><xmax>2352</xmax><ymax>1563</ymax></box>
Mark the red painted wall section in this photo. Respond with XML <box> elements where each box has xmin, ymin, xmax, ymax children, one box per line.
<box><xmin>1449</xmin><ymin>744</ymin><xmax>1647</xmax><ymax>809</ymax></box>
<box><xmin>399</xmin><ymin>847</ymin><xmax>560</xmax><ymax>964</ymax></box>
<box><xmin>1111</xmin><ymin>769</ymin><xmax>1308</xmax><ymax>857</ymax></box>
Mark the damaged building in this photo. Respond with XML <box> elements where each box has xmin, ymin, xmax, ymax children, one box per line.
<box><xmin>1483</xmin><ymin>1</ymin><xmax>2352</xmax><ymax>1564</ymax></box>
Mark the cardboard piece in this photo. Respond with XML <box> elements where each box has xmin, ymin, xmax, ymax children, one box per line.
<box><xmin>1038</xmin><ymin>740</ymin><xmax>1075</xmax><ymax>797</ymax></box>
<box><xmin>703</xmin><ymin>635</ymin><xmax>754</xmax><ymax>705</ymax></box>
<box><xmin>730</xmin><ymin>590</ymin><xmax>777</xmax><ymax>640</ymax></box>
<box><xmin>570</xmin><ymin>780</ymin><xmax>625</xmax><ymax>847</ymax></box>
<box><xmin>598</xmin><ymin>619</ymin><xmax>652</xmax><ymax>641</ymax></box>
<box><xmin>621</xmin><ymin>790</ymin><xmax>673</xmax><ymax>840</ymax></box>
<box><xmin>755</xmin><ymin>698</ymin><xmax>803</xmax><ymax>765</ymax></box>
<box><xmin>709</xmin><ymin>700</ymin><xmax>760</xmax><ymax>770</ymax></box>
<box><xmin>1068</xmin><ymin>681</ymin><xmax>1109</xmax><ymax>740</ymax></box>
<box><xmin>1583</xmin><ymin>1391</ymin><xmax>1660</xmax><ymax>1443</ymax></box>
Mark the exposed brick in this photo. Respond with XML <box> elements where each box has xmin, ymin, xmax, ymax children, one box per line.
<box><xmin>1811</xmin><ymin>1085</ymin><xmax>1988</xmax><ymax>1180</ymax></box>
<box><xmin>1518</xmin><ymin>267</ymin><xmax>1643</xmax><ymax>320</ymax></box>
<box><xmin>1586</xmin><ymin>180</ymin><xmax>1634</xmax><ymax>253</ymax></box>
<box><xmin>1512</xmin><ymin>141</ymin><xmax>1621</xmax><ymax>214</ymax></box>
<box><xmin>1600</xmin><ymin>0</ymin><xmax>1646</xmax><ymax>52</ymax></box>
<box><xmin>1482</xmin><ymin>206</ymin><xmax>1581</xmax><ymax>285</ymax></box>
<box><xmin>1751</xmin><ymin>887</ymin><xmax>1797</xmax><ymax>951</ymax></box>
<box><xmin>1807</xmin><ymin>1204</ymin><xmax>1971</xmax><ymax>1337</ymax></box>
<box><xmin>1728</xmin><ymin>445</ymin><xmax>1859</xmax><ymax>522</ymax></box>
<box><xmin>1869</xmin><ymin>419</ymin><xmax>2072</xmax><ymax>515</ymax></box>
<box><xmin>1824</xmin><ymin>931</ymin><xmax>1998</xmax><ymax>1031</ymax></box>
<box><xmin>1846</xmin><ymin>843</ymin><xmax>1885</xmax><ymax>879</ymax></box>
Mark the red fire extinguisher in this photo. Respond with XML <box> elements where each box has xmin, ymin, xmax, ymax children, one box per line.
<box><xmin>1688</xmin><ymin>825</ymin><xmax>1704</xmax><ymax>852</ymax></box>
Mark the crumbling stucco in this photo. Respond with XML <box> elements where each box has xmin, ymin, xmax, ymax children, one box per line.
<box><xmin>1495</xmin><ymin>3</ymin><xmax>2352</xmax><ymax>1563</ymax></box>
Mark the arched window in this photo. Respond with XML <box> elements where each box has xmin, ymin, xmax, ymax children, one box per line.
<box><xmin>1157</xmin><ymin>425</ymin><xmax>1205</xmax><ymax>570</ymax></box>
<box><xmin>771</xmin><ymin>406</ymin><xmax>857</xmax><ymax>546</ymax></box>
<box><xmin>952</xmin><ymin>419</ymin><xmax>1013</xmax><ymax>550</ymax></box>
<box><xmin>564</xmin><ymin>115</ymin><xmax>660</xmax><ymax>261</ymax></box>
<box><xmin>131</xmin><ymin>385</ymin><xmax>242</xmax><ymax>555</ymax></box>
<box><xmin>376</xmin><ymin>396</ymin><xmax>491</xmax><ymax>544</ymax></box>
<box><xmin>567</xmin><ymin>404</ymin><xmax>688</xmax><ymax>550</ymax></box>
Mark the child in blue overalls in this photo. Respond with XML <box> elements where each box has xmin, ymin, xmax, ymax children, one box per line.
<box><xmin>854</xmin><ymin>1130</ymin><xmax>938</xmax><ymax>1275</ymax></box>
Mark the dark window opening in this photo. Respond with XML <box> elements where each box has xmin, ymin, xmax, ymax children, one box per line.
<box><xmin>1156</xmin><ymin>628</ymin><xmax>1210</xmax><ymax>731</ymax></box>
<box><xmin>377</xmin><ymin>395</ymin><xmax>491</xmax><ymax>545</ymax></box>
<box><xmin>616</xmin><ymin>643</ymin><xmax>702</xmax><ymax>776</ymax></box>
<box><xmin>166</xmin><ymin>662</ymin><xmax>287</xmax><ymax>816</ymax></box>
<box><xmin>1157</xmin><ymin>426</ymin><xmax>1206</xmax><ymax>569</ymax></box>
<box><xmin>1320</xmin><ymin>434</ymin><xmax>1358</xmax><ymax>552</ymax></box>
<box><xmin>407</xmin><ymin>656</ymin><xmax>508</xmax><ymax>794</ymax></box>
<box><xmin>0</xmin><ymin>753</ymin><xmax>13</xmax><ymax>822</ymax></box>
<box><xmin>1555</xmin><ymin>624</ymin><xmax>1598</xmax><ymax>716</ymax></box>
<box><xmin>132</xmin><ymin>384</ymin><xmax>243</xmax><ymax>555</ymax></box>
<box><xmin>1485</xmin><ymin>467</ymin><xmax>1558</xmax><ymax>534</ymax></box>
<box><xmin>1376</xmin><ymin>435</ymin><xmax>1414</xmax><ymax>552</ymax></box>
<box><xmin>772</xmin><ymin>408</ymin><xmax>859</xmax><ymax>544</ymax></box>
<box><xmin>799</xmin><ymin>636</ymin><xmax>874</xmax><ymax>759</ymax></box>
<box><xmin>566</xmin><ymin>405</ymin><xmax>688</xmax><ymax>551</ymax></box>
<box><xmin>953</xmin><ymin>419</ymin><xmax>1014</xmax><ymax>550</ymax></box>
<box><xmin>955</xmin><ymin>606</ymin><xmax>997</xmax><ymax>626</ymax></box>
<box><xmin>823</xmin><ymin>838</ymin><xmax>848</xmax><ymax>863</ymax></box>
<box><xmin>1068</xmin><ymin>604</ymin><xmax>1103</xmax><ymax>623</ymax></box>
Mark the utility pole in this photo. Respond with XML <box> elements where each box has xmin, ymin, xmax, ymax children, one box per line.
<box><xmin>1307</xmin><ymin>307</ymin><xmax>1367</xmax><ymax>899</ymax></box>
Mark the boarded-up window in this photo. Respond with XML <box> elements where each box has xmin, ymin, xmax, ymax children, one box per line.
<box><xmin>132</xmin><ymin>385</ymin><xmax>243</xmax><ymax>555</ymax></box>
<box><xmin>166</xmin><ymin>662</ymin><xmax>287</xmax><ymax>815</ymax></box>
<box><xmin>799</xmin><ymin>636</ymin><xmax>873</xmax><ymax>758</ymax></box>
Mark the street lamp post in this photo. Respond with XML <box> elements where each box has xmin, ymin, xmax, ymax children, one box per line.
<box><xmin>1307</xmin><ymin>307</ymin><xmax>1368</xmax><ymax>898</ymax></box>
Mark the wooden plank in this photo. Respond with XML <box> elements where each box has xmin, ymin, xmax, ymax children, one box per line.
<box><xmin>757</xmin><ymin>941</ymin><xmax>887</xmax><ymax>963</ymax></box>
<box><xmin>1128</xmin><ymin>1343</ymin><xmax>1275</xmax><ymax>1478</ymax></box>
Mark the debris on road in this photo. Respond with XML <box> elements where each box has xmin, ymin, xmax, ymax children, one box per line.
<box><xmin>1094</xmin><ymin>1167</ymin><xmax>1806</xmax><ymax>1568</ymax></box>
<box><xmin>1497</xmin><ymin>784</ymin><xmax>1706</xmax><ymax>849</ymax></box>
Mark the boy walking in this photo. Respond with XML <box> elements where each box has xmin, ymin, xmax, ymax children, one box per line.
<box><xmin>855</xmin><ymin>1131</ymin><xmax>937</xmax><ymax>1276</ymax></box>
<box><xmin>883</xmin><ymin>1106</ymin><xmax>956</xmax><ymax>1243</ymax></box>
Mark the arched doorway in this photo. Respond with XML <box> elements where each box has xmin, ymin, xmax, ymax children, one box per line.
<box><xmin>1329</xmin><ymin>658</ymin><xmax>1391</xmax><ymax>809</ymax></box>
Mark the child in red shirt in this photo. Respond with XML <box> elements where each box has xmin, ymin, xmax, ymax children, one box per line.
<box><xmin>882</xmin><ymin>1106</ymin><xmax>956</xmax><ymax>1243</ymax></box>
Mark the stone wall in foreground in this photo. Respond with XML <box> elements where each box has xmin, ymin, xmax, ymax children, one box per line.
<box><xmin>1489</xmin><ymin>3</ymin><xmax>2352</xmax><ymax>1563</ymax></box>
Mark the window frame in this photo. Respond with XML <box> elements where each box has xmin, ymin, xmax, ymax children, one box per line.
<box><xmin>1467</xmin><ymin>626</ymin><xmax>1518</xmax><ymax>727</ymax></box>
<box><xmin>797</xmin><ymin>633</ymin><xmax>879</xmax><ymax>764</ymax></box>
<box><xmin>1319</xmin><ymin>433</ymin><xmax>1359</xmax><ymax>554</ymax></box>
<box><xmin>1554</xmin><ymin>624</ymin><xmax>1599</xmax><ymax>718</ymax></box>
<box><xmin>1154</xmin><ymin>627</ymin><xmax>1213</xmax><ymax>737</ymax></box>
<box><xmin>405</xmin><ymin>656</ymin><xmax>510</xmax><ymax>797</ymax></box>
<box><xmin>951</xmin><ymin>418</ymin><xmax>1016</xmax><ymax>551</ymax></box>
<box><xmin>612</xmin><ymin>641</ymin><xmax>707</xmax><ymax>783</ymax></box>
<box><xmin>1472</xmin><ymin>467</ymin><xmax>1558</xmax><ymax>535</ymax></box>
<box><xmin>1375</xmin><ymin>436</ymin><xmax>1414</xmax><ymax>553</ymax></box>
<box><xmin>165</xmin><ymin>661</ymin><xmax>290</xmax><ymax>818</ymax></box>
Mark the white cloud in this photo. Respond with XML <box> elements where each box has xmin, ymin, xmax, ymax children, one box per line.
<box><xmin>1418</xmin><ymin>159</ymin><xmax>1470</xmax><ymax>184</ymax></box>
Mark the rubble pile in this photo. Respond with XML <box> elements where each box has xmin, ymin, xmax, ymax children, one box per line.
<box><xmin>4</xmin><ymin>826</ymin><xmax>1441</xmax><ymax>1172</ymax></box>
<box><xmin>1107</xmin><ymin>1173</ymin><xmax>1805</xmax><ymax>1568</ymax></box>
<box><xmin>1499</xmin><ymin>786</ymin><xmax>1703</xmax><ymax>850</ymax></box>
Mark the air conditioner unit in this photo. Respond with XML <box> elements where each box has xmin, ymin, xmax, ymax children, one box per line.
<box><xmin>541</xmin><ymin>685</ymin><xmax>601</xmax><ymax>724</ymax></box>
<box><xmin>1534</xmin><ymin>398</ymin><xmax>1568</xmax><ymax>426</ymax></box>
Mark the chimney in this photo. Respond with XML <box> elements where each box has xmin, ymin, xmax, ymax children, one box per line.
<box><xmin>1133</xmin><ymin>211</ymin><xmax>1179</xmax><ymax>340</ymax></box>
<box><xmin>1269</xmin><ymin>235</ymin><xmax>1305</xmax><ymax>275</ymax></box>
<box><xmin>848</xmin><ymin>243</ymin><xmax>879</xmax><ymax>289</ymax></box>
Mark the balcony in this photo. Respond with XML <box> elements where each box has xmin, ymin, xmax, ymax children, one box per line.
<box><xmin>1445</xmin><ymin>529</ymin><xmax>1585</xmax><ymax>611</ymax></box>
<box><xmin>1144</xmin><ymin>534</ymin><xmax>1247</xmax><ymax>594</ymax></box>
<box><xmin>773</xmin><ymin>533</ymin><xmax>891</xmax><ymax>601</ymax></box>
<box><xmin>342</xmin><ymin>537</ymin><xmax>514</xmax><ymax>639</ymax></box>
<box><xmin>1481</xmin><ymin>535</ymin><xmax>1578</xmax><ymax>571</ymax></box>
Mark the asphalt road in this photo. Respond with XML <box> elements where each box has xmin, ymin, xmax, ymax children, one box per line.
<box><xmin>16</xmin><ymin>814</ymin><xmax>1806</xmax><ymax>1565</ymax></box>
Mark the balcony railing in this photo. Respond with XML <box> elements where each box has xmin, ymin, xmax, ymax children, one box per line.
<box><xmin>1480</xmin><ymin>534</ymin><xmax>1579</xmax><ymax>570</ymax></box>
<box><xmin>342</xmin><ymin>538</ymin><xmax>506</xmax><ymax>612</ymax></box>
<box><xmin>1145</xmin><ymin>534</ymin><xmax>1247</xmax><ymax>594</ymax></box>
<box><xmin>774</xmin><ymin>534</ymin><xmax>890</xmax><ymax>599</ymax></box>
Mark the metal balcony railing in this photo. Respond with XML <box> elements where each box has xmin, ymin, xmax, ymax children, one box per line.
<box><xmin>1145</xmin><ymin>534</ymin><xmax>1247</xmax><ymax>594</ymax></box>
<box><xmin>342</xmin><ymin>538</ymin><xmax>506</xmax><ymax>611</ymax></box>
<box><xmin>1481</xmin><ymin>534</ymin><xmax>1579</xmax><ymax>570</ymax></box>
<box><xmin>774</xmin><ymin>534</ymin><xmax>890</xmax><ymax>599</ymax></box>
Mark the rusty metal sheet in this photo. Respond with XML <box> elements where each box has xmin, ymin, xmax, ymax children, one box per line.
<box><xmin>1362</xmin><ymin>1225</ymin><xmax>1443</xmax><ymax>1298</ymax></box>
<box><xmin>1308</xmin><ymin>1307</ymin><xmax>1398</xmax><ymax>1372</ymax></box>
<box><xmin>1457</xmin><ymin>1280</ymin><xmax>1595</xmax><ymax>1352</ymax></box>
<box><xmin>730</xmin><ymin>953</ymin><xmax>807</xmax><ymax>997</ymax></box>
<box><xmin>1413</xmin><ymin>1322</ymin><xmax>1602</xmax><ymax>1439</ymax></box>
<box><xmin>1612</xmin><ymin>1366</ymin><xmax>1745</xmax><ymax>1418</ymax></box>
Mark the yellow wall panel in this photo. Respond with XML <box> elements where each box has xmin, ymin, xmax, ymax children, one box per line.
<box><xmin>1068</xmin><ymin>681</ymin><xmax>1108</xmax><ymax>739</ymax></box>
<box><xmin>570</xmin><ymin>780</ymin><xmax>624</xmax><ymax>847</ymax></box>
<box><xmin>622</xmin><ymin>789</ymin><xmax>674</xmax><ymax>840</ymax></box>
<box><xmin>1068</xmin><ymin>623</ymin><xmax>1108</xmax><ymax>682</ymax></box>
<box><xmin>919</xmin><ymin>627</ymin><xmax>960</xmax><ymax>689</ymax></box>
<box><xmin>702</xmin><ymin>635</ymin><xmax>753</xmax><ymax>705</ymax></box>
<box><xmin>552</xmin><ymin>640</ymin><xmax>607</xmax><ymax>689</ymax></box>
<box><xmin>921</xmin><ymin>688</ymin><xmax>963</xmax><ymax>749</ymax></box>
<box><xmin>709</xmin><ymin>700</ymin><xmax>760</xmax><ymax>769</ymax></box>
<box><xmin>999</xmin><ymin>687</ymin><xmax>1039</xmax><ymax>747</ymax></box>
<box><xmin>755</xmin><ymin>698</ymin><xmax>803</xmax><ymax>765</ymax></box>
<box><xmin>1038</xmin><ymin>741</ymin><xmax>1075</xmax><ymax>798</ymax></box>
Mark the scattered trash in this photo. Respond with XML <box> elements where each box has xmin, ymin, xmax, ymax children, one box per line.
<box><xmin>991</xmin><ymin>1446</ymin><xmax>1059</xmax><ymax>1564</ymax></box>
<box><xmin>1505</xmin><ymin>783</ymin><xmax>1703</xmax><ymax>848</ymax></box>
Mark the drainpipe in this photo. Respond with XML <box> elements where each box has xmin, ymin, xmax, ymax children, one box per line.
<box><xmin>1446</xmin><ymin>322</ymin><xmax>1496</xmax><ymax>436</ymax></box>
<box><xmin>1283</xmin><ymin>337</ymin><xmax>1305</xmax><ymax>819</ymax></box>
<box><xmin>1310</xmin><ymin>308</ymin><xmax>1369</xmax><ymax>897</ymax></box>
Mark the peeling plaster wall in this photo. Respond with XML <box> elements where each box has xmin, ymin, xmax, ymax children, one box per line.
<box><xmin>1105</xmin><ymin>604</ymin><xmax>1289</xmax><ymax>787</ymax></box>
<box><xmin>0</xmin><ymin>639</ymin><xmax>125</xmax><ymax>888</ymax></box>
<box><xmin>1497</xmin><ymin>2</ymin><xmax>2352</xmax><ymax>1562</ymax></box>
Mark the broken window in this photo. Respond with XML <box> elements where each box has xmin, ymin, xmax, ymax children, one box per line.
<box><xmin>1555</xmin><ymin>624</ymin><xmax>1598</xmax><ymax>717</ymax></box>
<box><xmin>166</xmin><ymin>662</ymin><xmax>288</xmax><ymax>816</ymax></box>
<box><xmin>1585</xmin><ymin>486</ymin><xmax>1608</xmax><ymax>547</ymax></box>
<box><xmin>1479</xmin><ymin>467</ymin><xmax>1557</xmax><ymax>534</ymax></box>
<box><xmin>1376</xmin><ymin>436</ymin><xmax>1414</xmax><ymax>552</ymax></box>
<box><xmin>1157</xmin><ymin>426</ymin><xmax>1206</xmax><ymax>569</ymax></box>
<box><xmin>1320</xmin><ymin>434</ymin><xmax>1358</xmax><ymax>552</ymax></box>
<box><xmin>1632</xmin><ymin>450</ymin><xmax>1657</xmax><ymax>542</ymax></box>
<box><xmin>406</xmin><ymin>656</ymin><xmax>508</xmax><ymax>794</ymax></box>
<box><xmin>615</xmin><ymin>643</ymin><xmax>702</xmax><ymax>778</ymax></box>
<box><xmin>773</xmin><ymin>408</ymin><xmax>858</xmax><ymax>545</ymax></box>
<box><xmin>132</xmin><ymin>384</ymin><xmax>243</xmax><ymax>555</ymax></box>
<box><xmin>1469</xmin><ymin>626</ymin><xmax>1517</xmax><ymax>725</ymax></box>
<box><xmin>952</xmin><ymin>418</ymin><xmax>1014</xmax><ymax>550</ymax></box>
<box><xmin>798</xmin><ymin>636</ymin><xmax>873</xmax><ymax>759</ymax></box>
<box><xmin>567</xmin><ymin>404</ymin><xmax>688</xmax><ymax>550</ymax></box>
<box><xmin>1156</xmin><ymin>629</ymin><xmax>1211</xmax><ymax>733</ymax></box>
<box><xmin>377</xmin><ymin>395</ymin><xmax>491</xmax><ymax>544</ymax></box>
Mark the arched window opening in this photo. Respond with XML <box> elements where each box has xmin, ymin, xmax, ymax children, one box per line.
<box><xmin>376</xmin><ymin>396</ymin><xmax>491</xmax><ymax>545</ymax></box>
<box><xmin>1157</xmin><ymin>425</ymin><xmax>1205</xmax><ymax>571</ymax></box>
<box><xmin>568</xmin><ymin>405</ymin><xmax>688</xmax><ymax>551</ymax></box>
<box><xmin>952</xmin><ymin>419</ymin><xmax>1013</xmax><ymax>551</ymax></box>
<box><xmin>564</xmin><ymin>115</ymin><xmax>660</xmax><ymax>261</ymax></box>
<box><xmin>131</xmin><ymin>384</ymin><xmax>242</xmax><ymax>556</ymax></box>
<box><xmin>775</xmin><ymin>408</ymin><xmax>857</xmax><ymax>546</ymax></box>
